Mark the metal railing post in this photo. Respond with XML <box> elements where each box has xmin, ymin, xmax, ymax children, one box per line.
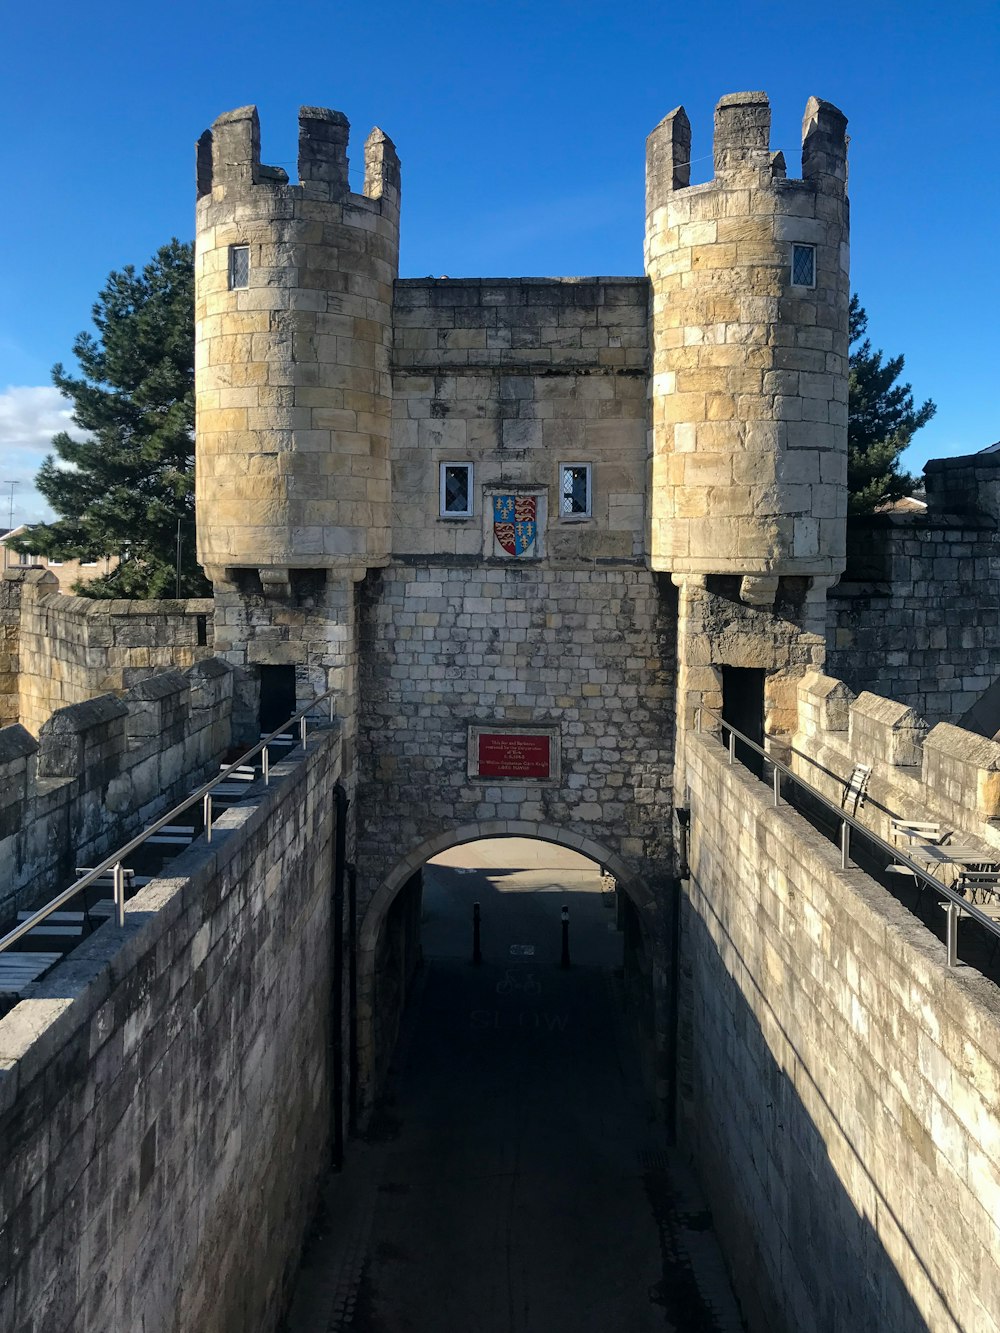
<box><xmin>728</xmin><ymin>729</ymin><xmax>736</xmax><ymax>766</ymax></box>
<box><xmin>773</xmin><ymin>764</ymin><xmax>780</xmax><ymax>807</ymax></box>
<box><xmin>946</xmin><ymin>902</ymin><xmax>960</xmax><ymax>967</ymax></box>
<box><xmin>840</xmin><ymin>820</ymin><xmax>850</xmax><ymax>870</ymax></box>
<box><xmin>113</xmin><ymin>862</ymin><xmax>125</xmax><ymax>929</ymax></box>
<box><xmin>695</xmin><ymin>707</ymin><xmax>702</xmax><ymax>734</ymax></box>
<box><xmin>263</xmin><ymin>745</ymin><xmax>270</xmax><ymax>785</ymax></box>
<box><xmin>0</xmin><ymin>683</ymin><xmax>340</xmax><ymax>956</ymax></box>
<box><xmin>203</xmin><ymin>793</ymin><xmax>213</xmax><ymax>843</ymax></box>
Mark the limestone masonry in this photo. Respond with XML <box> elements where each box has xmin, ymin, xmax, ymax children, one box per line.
<box><xmin>4</xmin><ymin>89</ymin><xmax>1000</xmax><ymax>1333</ymax></box>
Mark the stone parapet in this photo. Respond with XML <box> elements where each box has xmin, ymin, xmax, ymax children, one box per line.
<box><xmin>827</xmin><ymin>512</ymin><xmax>1000</xmax><ymax>726</ymax></box>
<box><xmin>795</xmin><ymin>669</ymin><xmax>852</xmax><ymax>736</ymax></box>
<box><xmin>922</xmin><ymin>723</ymin><xmax>1000</xmax><ymax>821</ymax></box>
<box><xmin>5</xmin><ymin>569</ymin><xmax>214</xmax><ymax>735</ymax></box>
<box><xmin>792</xmin><ymin>671</ymin><xmax>1000</xmax><ymax>851</ymax></box>
<box><xmin>0</xmin><ymin>658</ymin><xmax>234</xmax><ymax>923</ymax></box>
<box><xmin>925</xmin><ymin>448</ymin><xmax>1000</xmax><ymax>523</ymax></box>
<box><xmin>848</xmin><ymin>690</ymin><xmax>927</xmax><ymax>769</ymax></box>
<box><xmin>685</xmin><ymin>730</ymin><xmax>1000</xmax><ymax>1332</ymax></box>
<box><xmin>0</xmin><ymin>723</ymin><xmax>339</xmax><ymax>1332</ymax></box>
<box><xmin>392</xmin><ymin>277</ymin><xmax>649</xmax><ymax>373</ymax></box>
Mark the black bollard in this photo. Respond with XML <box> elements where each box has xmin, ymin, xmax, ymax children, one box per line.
<box><xmin>472</xmin><ymin>901</ymin><xmax>482</xmax><ymax>965</ymax></box>
<box><xmin>560</xmin><ymin>903</ymin><xmax>570</xmax><ymax>969</ymax></box>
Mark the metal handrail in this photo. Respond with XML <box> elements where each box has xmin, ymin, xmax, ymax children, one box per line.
<box><xmin>0</xmin><ymin>687</ymin><xmax>338</xmax><ymax>954</ymax></box>
<box><xmin>693</xmin><ymin>706</ymin><xmax>1000</xmax><ymax>966</ymax></box>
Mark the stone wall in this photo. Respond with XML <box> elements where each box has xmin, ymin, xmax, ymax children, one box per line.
<box><xmin>391</xmin><ymin>277</ymin><xmax>648</xmax><ymax>563</ymax></box>
<box><xmin>683</xmin><ymin>728</ymin><xmax>1000</xmax><ymax>1332</ymax></box>
<box><xmin>924</xmin><ymin>448</ymin><xmax>1000</xmax><ymax>524</ymax></box>
<box><xmin>0</xmin><ymin>658</ymin><xmax>233</xmax><ymax>923</ymax></box>
<box><xmin>357</xmin><ymin>562</ymin><xmax>676</xmax><ymax>895</ymax></box>
<box><xmin>0</xmin><ymin>722</ymin><xmax>340</xmax><ymax>1333</ymax></box>
<box><xmin>355</xmin><ymin>560</ymin><xmax>676</xmax><ymax>1102</ymax></box>
<box><xmin>1</xmin><ymin>568</ymin><xmax>214</xmax><ymax>735</ymax></box>
<box><xmin>827</xmin><ymin>511</ymin><xmax>1000</xmax><ymax>729</ymax></box>
<box><xmin>792</xmin><ymin>670</ymin><xmax>1000</xmax><ymax>856</ymax></box>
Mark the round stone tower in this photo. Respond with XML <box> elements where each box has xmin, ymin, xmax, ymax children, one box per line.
<box><xmin>645</xmin><ymin>92</ymin><xmax>849</xmax><ymax>601</ymax></box>
<box><xmin>195</xmin><ymin>105</ymin><xmax>399</xmax><ymax>593</ymax></box>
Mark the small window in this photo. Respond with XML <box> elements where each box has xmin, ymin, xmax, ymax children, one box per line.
<box><xmin>80</xmin><ymin>560</ymin><xmax>98</xmax><ymax>567</ymax></box>
<box><xmin>559</xmin><ymin>463</ymin><xmax>592</xmax><ymax>519</ymax></box>
<box><xmin>791</xmin><ymin>244</ymin><xmax>816</xmax><ymax>288</ymax></box>
<box><xmin>440</xmin><ymin>462</ymin><xmax>473</xmax><ymax>517</ymax></box>
<box><xmin>48</xmin><ymin>559</ymin><xmax>63</xmax><ymax>566</ymax></box>
<box><xmin>228</xmin><ymin>245</ymin><xmax>250</xmax><ymax>290</ymax></box>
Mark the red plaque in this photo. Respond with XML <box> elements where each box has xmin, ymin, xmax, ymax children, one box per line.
<box><xmin>477</xmin><ymin>733</ymin><xmax>551</xmax><ymax>779</ymax></box>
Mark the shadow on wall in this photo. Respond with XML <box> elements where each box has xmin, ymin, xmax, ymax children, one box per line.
<box><xmin>682</xmin><ymin>898</ymin><xmax>947</xmax><ymax>1333</ymax></box>
<box><xmin>368</xmin><ymin>854</ymin><xmax>657</xmax><ymax>1117</ymax></box>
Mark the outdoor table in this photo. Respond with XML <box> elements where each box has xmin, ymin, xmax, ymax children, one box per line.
<box><xmin>906</xmin><ymin>843</ymin><xmax>1000</xmax><ymax>881</ymax></box>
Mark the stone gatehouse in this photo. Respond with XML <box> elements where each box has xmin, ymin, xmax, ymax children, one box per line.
<box><xmin>193</xmin><ymin>92</ymin><xmax>849</xmax><ymax>1085</ymax></box>
<box><xmin>8</xmin><ymin>87</ymin><xmax>1000</xmax><ymax>1333</ymax></box>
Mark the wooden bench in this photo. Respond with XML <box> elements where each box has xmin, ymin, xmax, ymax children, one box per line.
<box><xmin>76</xmin><ymin>868</ymin><xmax>152</xmax><ymax>890</ymax></box>
<box><xmin>17</xmin><ymin>910</ymin><xmax>83</xmax><ymax>925</ymax></box>
<box><xmin>145</xmin><ymin>825</ymin><xmax>195</xmax><ymax>846</ymax></box>
<box><xmin>0</xmin><ymin>952</ymin><xmax>62</xmax><ymax>999</ymax></box>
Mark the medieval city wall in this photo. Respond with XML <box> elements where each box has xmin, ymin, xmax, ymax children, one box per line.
<box><xmin>792</xmin><ymin>670</ymin><xmax>1000</xmax><ymax>855</ymax></box>
<box><xmin>0</xmin><ymin>658</ymin><xmax>234</xmax><ymax>924</ymax></box>
<box><xmin>0</xmin><ymin>724</ymin><xmax>339</xmax><ymax>1333</ymax></box>
<box><xmin>683</xmin><ymin>729</ymin><xmax>1000</xmax><ymax>1333</ymax></box>
<box><xmin>827</xmin><ymin>514</ymin><xmax>1000</xmax><ymax>728</ymax></box>
<box><xmin>1</xmin><ymin>568</ymin><xmax>214</xmax><ymax>736</ymax></box>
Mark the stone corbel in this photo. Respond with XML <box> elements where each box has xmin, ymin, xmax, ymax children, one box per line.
<box><xmin>259</xmin><ymin>566</ymin><xmax>292</xmax><ymax>601</ymax></box>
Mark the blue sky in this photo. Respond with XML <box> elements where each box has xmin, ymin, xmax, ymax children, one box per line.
<box><xmin>1</xmin><ymin>0</ymin><xmax>997</xmax><ymax>524</ymax></box>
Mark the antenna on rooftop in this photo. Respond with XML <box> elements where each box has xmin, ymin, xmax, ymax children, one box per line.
<box><xmin>2</xmin><ymin>479</ymin><xmax>17</xmax><ymax>532</ymax></box>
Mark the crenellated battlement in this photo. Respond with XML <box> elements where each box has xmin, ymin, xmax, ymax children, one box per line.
<box><xmin>196</xmin><ymin>103</ymin><xmax>400</xmax><ymax>213</ymax></box>
<box><xmin>647</xmin><ymin>90</ymin><xmax>847</xmax><ymax>197</ymax></box>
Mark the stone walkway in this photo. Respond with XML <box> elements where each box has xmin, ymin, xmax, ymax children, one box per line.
<box><xmin>284</xmin><ymin>841</ymin><xmax>744</xmax><ymax>1333</ymax></box>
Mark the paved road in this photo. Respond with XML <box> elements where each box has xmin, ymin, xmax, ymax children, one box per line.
<box><xmin>286</xmin><ymin>841</ymin><xmax>743</xmax><ymax>1333</ymax></box>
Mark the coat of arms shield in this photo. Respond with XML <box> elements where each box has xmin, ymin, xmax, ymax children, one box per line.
<box><xmin>493</xmin><ymin>495</ymin><xmax>537</xmax><ymax>556</ymax></box>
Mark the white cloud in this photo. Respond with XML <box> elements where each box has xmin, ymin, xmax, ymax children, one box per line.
<box><xmin>0</xmin><ymin>385</ymin><xmax>88</xmax><ymax>526</ymax></box>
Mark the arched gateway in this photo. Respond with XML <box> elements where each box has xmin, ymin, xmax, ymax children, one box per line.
<box><xmin>356</xmin><ymin>823</ymin><xmax>662</xmax><ymax>1108</ymax></box>
<box><xmin>194</xmin><ymin>95</ymin><xmax>850</xmax><ymax>1117</ymax></box>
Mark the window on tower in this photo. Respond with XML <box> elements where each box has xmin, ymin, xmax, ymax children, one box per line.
<box><xmin>440</xmin><ymin>462</ymin><xmax>473</xmax><ymax>517</ymax></box>
<box><xmin>228</xmin><ymin>245</ymin><xmax>250</xmax><ymax>290</ymax></box>
<box><xmin>791</xmin><ymin>244</ymin><xmax>816</xmax><ymax>289</ymax></box>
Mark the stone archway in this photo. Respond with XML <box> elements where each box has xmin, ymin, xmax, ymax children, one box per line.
<box><xmin>355</xmin><ymin>820</ymin><xmax>661</xmax><ymax>1117</ymax></box>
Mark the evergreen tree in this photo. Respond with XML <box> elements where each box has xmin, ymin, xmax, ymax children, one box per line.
<box><xmin>10</xmin><ymin>239</ymin><xmax>209</xmax><ymax>597</ymax></box>
<box><xmin>848</xmin><ymin>294</ymin><xmax>936</xmax><ymax>514</ymax></box>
